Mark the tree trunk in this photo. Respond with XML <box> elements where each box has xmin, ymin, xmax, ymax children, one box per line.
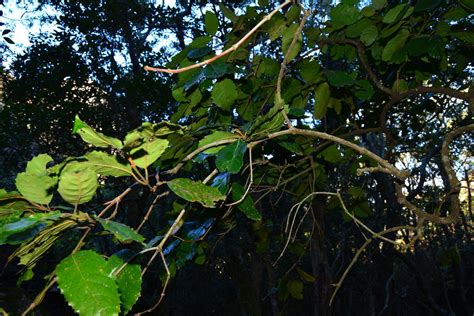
<box><xmin>310</xmin><ymin>195</ymin><xmax>331</xmax><ymax>316</ymax></box>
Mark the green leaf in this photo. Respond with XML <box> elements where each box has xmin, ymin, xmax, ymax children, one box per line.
<box><xmin>203</xmin><ymin>61</ymin><xmax>229</xmax><ymax>79</ymax></box>
<box><xmin>187</xmin><ymin>46</ymin><xmax>212</xmax><ymax>59</ymax></box>
<box><xmin>382</xmin><ymin>29</ymin><xmax>410</xmax><ymax>62</ymax></box>
<box><xmin>167</xmin><ymin>178</ymin><xmax>226</xmax><ymax>208</ymax></box>
<box><xmin>382</xmin><ymin>4</ymin><xmax>413</xmax><ymax>24</ymax></box>
<box><xmin>287</xmin><ymin>280</ymin><xmax>304</xmax><ymax>300</ymax></box>
<box><xmin>320</xmin><ymin>145</ymin><xmax>342</xmax><ymax>163</ymax></box>
<box><xmin>345</xmin><ymin>18</ymin><xmax>373</xmax><ymax>38</ymax></box>
<box><xmin>452</xmin><ymin>32</ymin><xmax>474</xmax><ymax>44</ymax></box>
<box><xmin>215</xmin><ymin>140</ymin><xmax>247</xmax><ymax>174</ymax></box>
<box><xmin>314</xmin><ymin>82</ymin><xmax>330</xmax><ymax>119</ymax></box>
<box><xmin>73</xmin><ymin>115</ymin><xmax>122</xmax><ymax>149</ymax></box>
<box><xmin>219</xmin><ymin>4</ymin><xmax>238</xmax><ymax>23</ymax></box>
<box><xmin>130</xmin><ymin>138</ymin><xmax>169</xmax><ymax>169</ymax></box>
<box><xmin>0</xmin><ymin>212</ymin><xmax>60</xmax><ymax>245</ymax></box>
<box><xmin>58</xmin><ymin>163</ymin><xmax>98</xmax><ymax>205</ymax></box>
<box><xmin>15</xmin><ymin>173</ymin><xmax>57</xmax><ymax>205</ymax></box>
<box><xmin>198</xmin><ymin>131</ymin><xmax>239</xmax><ymax>155</ymax></box>
<box><xmin>282</xmin><ymin>23</ymin><xmax>302</xmax><ymax>62</ymax></box>
<box><xmin>232</xmin><ymin>183</ymin><xmax>261</xmax><ymax>221</ymax></box>
<box><xmin>211</xmin><ymin>79</ymin><xmax>238</xmax><ymax>110</ymax></box>
<box><xmin>25</xmin><ymin>154</ymin><xmax>53</xmax><ymax>175</ymax></box>
<box><xmin>108</xmin><ymin>254</ymin><xmax>142</xmax><ymax>314</ymax></box>
<box><xmin>297</xmin><ymin>267</ymin><xmax>316</xmax><ymax>283</ymax></box>
<box><xmin>414</xmin><ymin>0</ymin><xmax>442</xmax><ymax>12</ymax></box>
<box><xmin>96</xmin><ymin>217</ymin><xmax>145</xmax><ymax>244</ymax></box>
<box><xmin>56</xmin><ymin>250</ymin><xmax>121</xmax><ymax>316</ymax></box>
<box><xmin>355</xmin><ymin>80</ymin><xmax>375</xmax><ymax>101</ymax></box>
<box><xmin>204</xmin><ymin>11</ymin><xmax>219</xmax><ymax>35</ymax></box>
<box><xmin>360</xmin><ymin>24</ymin><xmax>378</xmax><ymax>46</ymax></box>
<box><xmin>372</xmin><ymin>0</ymin><xmax>387</xmax><ymax>11</ymax></box>
<box><xmin>211</xmin><ymin>173</ymin><xmax>230</xmax><ymax>194</ymax></box>
<box><xmin>327</xmin><ymin>71</ymin><xmax>356</xmax><ymax>87</ymax></box>
<box><xmin>188</xmin><ymin>35</ymin><xmax>212</xmax><ymax>48</ymax></box>
<box><xmin>83</xmin><ymin>151</ymin><xmax>133</xmax><ymax>177</ymax></box>
<box><xmin>443</xmin><ymin>6</ymin><xmax>469</xmax><ymax>20</ymax></box>
<box><xmin>330</xmin><ymin>4</ymin><xmax>361</xmax><ymax>29</ymax></box>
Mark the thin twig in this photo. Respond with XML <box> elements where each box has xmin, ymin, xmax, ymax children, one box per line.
<box><xmin>144</xmin><ymin>1</ymin><xmax>293</xmax><ymax>74</ymax></box>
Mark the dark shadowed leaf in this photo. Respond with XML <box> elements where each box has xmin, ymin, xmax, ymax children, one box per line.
<box><xmin>215</xmin><ymin>140</ymin><xmax>247</xmax><ymax>174</ymax></box>
<box><xmin>167</xmin><ymin>178</ymin><xmax>226</xmax><ymax>208</ymax></box>
<box><xmin>96</xmin><ymin>217</ymin><xmax>145</xmax><ymax>244</ymax></box>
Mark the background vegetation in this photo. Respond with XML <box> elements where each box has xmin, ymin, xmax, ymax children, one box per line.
<box><xmin>0</xmin><ymin>0</ymin><xmax>473</xmax><ymax>315</ymax></box>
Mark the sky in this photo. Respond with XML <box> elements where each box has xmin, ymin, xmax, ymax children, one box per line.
<box><xmin>1</xmin><ymin>0</ymin><xmax>178</xmax><ymax>66</ymax></box>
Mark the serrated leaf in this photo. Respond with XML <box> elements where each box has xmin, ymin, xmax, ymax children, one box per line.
<box><xmin>167</xmin><ymin>178</ymin><xmax>226</xmax><ymax>208</ymax></box>
<box><xmin>108</xmin><ymin>254</ymin><xmax>142</xmax><ymax>314</ymax></box>
<box><xmin>232</xmin><ymin>183</ymin><xmax>261</xmax><ymax>221</ymax></box>
<box><xmin>215</xmin><ymin>140</ymin><xmax>247</xmax><ymax>174</ymax></box>
<box><xmin>25</xmin><ymin>154</ymin><xmax>53</xmax><ymax>176</ymax></box>
<box><xmin>73</xmin><ymin>115</ymin><xmax>122</xmax><ymax>149</ymax></box>
<box><xmin>15</xmin><ymin>173</ymin><xmax>57</xmax><ymax>205</ymax></box>
<box><xmin>314</xmin><ymin>82</ymin><xmax>330</xmax><ymax>119</ymax></box>
<box><xmin>204</xmin><ymin>11</ymin><xmax>218</xmax><ymax>35</ymax></box>
<box><xmin>58</xmin><ymin>163</ymin><xmax>98</xmax><ymax>205</ymax></box>
<box><xmin>56</xmin><ymin>250</ymin><xmax>121</xmax><ymax>316</ymax></box>
<box><xmin>382</xmin><ymin>29</ymin><xmax>410</xmax><ymax>62</ymax></box>
<box><xmin>212</xmin><ymin>79</ymin><xmax>238</xmax><ymax>110</ymax></box>
<box><xmin>130</xmin><ymin>138</ymin><xmax>169</xmax><ymax>169</ymax></box>
<box><xmin>83</xmin><ymin>151</ymin><xmax>133</xmax><ymax>177</ymax></box>
<box><xmin>96</xmin><ymin>217</ymin><xmax>145</xmax><ymax>244</ymax></box>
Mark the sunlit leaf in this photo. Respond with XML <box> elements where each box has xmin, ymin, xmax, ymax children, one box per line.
<box><xmin>83</xmin><ymin>151</ymin><xmax>133</xmax><ymax>177</ymax></box>
<box><xmin>73</xmin><ymin>115</ymin><xmax>122</xmax><ymax>149</ymax></box>
<box><xmin>130</xmin><ymin>138</ymin><xmax>169</xmax><ymax>169</ymax></box>
<box><xmin>56</xmin><ymin>250</ymin><xmax>121</xmax><ymax>316</ymax></box>
<box><xmin>15</xmin><ymin>173</ymin><xmax>57</xmax><ymax>205</ymax></box>
<box><xmin>58</xmin><ymin>162</ymin><xmax>98</xmax><ymax>205</ymax></box>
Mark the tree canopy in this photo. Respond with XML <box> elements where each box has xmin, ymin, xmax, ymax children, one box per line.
<box><xmin>0</xmin><ymin>0</ymin><xmax>473</xmax><ymax>315</ymax></box>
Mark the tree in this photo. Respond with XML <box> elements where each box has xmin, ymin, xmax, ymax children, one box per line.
<box><xmin>0</xmin><ymin>0</ymin><xmax>473</xmax><ymax>315</ymax></box>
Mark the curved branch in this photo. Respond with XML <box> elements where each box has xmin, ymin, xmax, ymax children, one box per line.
<box><xmin>144</xmin><ymin>1</ymin><xmax>292</xmax><ymax>74</ymax></box>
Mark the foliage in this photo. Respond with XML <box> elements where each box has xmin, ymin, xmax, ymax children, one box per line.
<box><xmin>0</xmin><ymin>0</ymin><xmax>473</xmax><ymax>315</ymax></box>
